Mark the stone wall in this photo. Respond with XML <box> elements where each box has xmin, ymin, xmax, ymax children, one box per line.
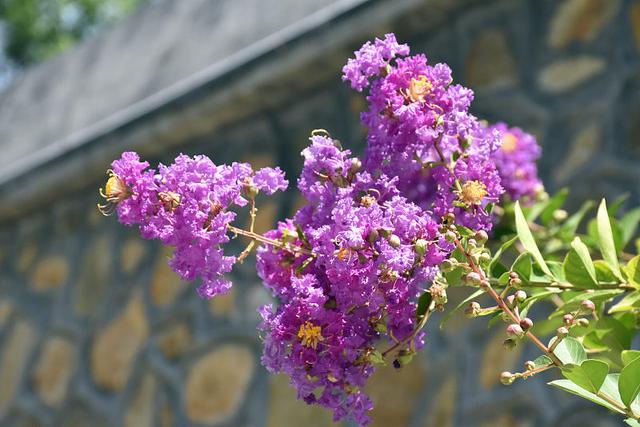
<box><xmin>0</xmin><ymin>0</ymin><xmax>639</xmax><ymax>426</ymax></box>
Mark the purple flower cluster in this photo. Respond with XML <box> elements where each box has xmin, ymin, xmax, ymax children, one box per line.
<box><xmin>488</xmin><ymin>122</ymin><xmax>543</xmax><ymax>202</ymax></box>
<box><xmin>100</xmin><ymin>152</ymin><xmax>287</xmax><ymax>298</ymax></box>
<box><xmin>343</xmin><ymin>34</ymin><xmax>505</xmax><ymax>232</ymax></box>
<box><xmin>257</xmin><ymin>135</ymin><xmax>450</xmax><ymax>425</ymax></box>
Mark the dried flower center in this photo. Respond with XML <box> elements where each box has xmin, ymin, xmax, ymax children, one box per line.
<box><xmin>297</xmin><ymin>321</ymin><xmax>324</xmax><ymax>350</ymax></box>
<box><xmin>98</xmin><ymin>172</ymin><xmax>131</xmax><ymax>215</ymax></box>
<box><xmin>360</xmin><ymin>194</ymin><xmax>377</xmax><ymax>207</ymax></box>
<box><xmin>158</xmin><ymin>191</ymin><xmax>181</xmax><ymax>212</ymax></box>
<box><xmin>459</xmin><ymin>180</ymin><xmax>487</xmax><ymax>206</ymax></box>
<box><xmin>501</xmin><ymin>133</ymin><xmax>518</xmax><ymax>153</ymax></box>
<box><xmin>408</xmin><ymin>75</ymin><xmax>433</xmax><ymax>103</ymax></box>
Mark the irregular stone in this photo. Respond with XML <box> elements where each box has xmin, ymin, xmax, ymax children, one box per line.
<box><xmin>554</xmin><ymin>125</ymin><xmax>600</xmax><ymax>183</ymax></box>
<box><xmin>124</xmin><ymin>372</ymin><xmax>156</xmax><ymax>427</ymax></box>
<box><xmin>479</xmin><ymin>329</ymin><xmax>524</xmax><ymax>389</ymax></box>
<box><xmin>91</xmin><ymin>293</ymin><xmax>148</xmax><ymax>392</ymax></box>
<box><xmin>538</xmin><ymin>57</ymin><xmax>605</xmax><ymax>93</ymax></box>
<box><xmin>366</xmin><ymin>359</ymin><xmax>426</xmax><ymax>427</ymax></box>
<box><xmin>158</xmin><ymin>322</ymin><xmax>192</xmax><ymax>360</ymax></box>
<box><xmin>32</xmin><ymin>336</ymin><xmax>76</xmax><ymax>407</ymax></box>
<box><xmin>0</xmin><ymin>300</ymin><xmax>12</xmax><ymax>328</ymax></box>
<box><xmin>16</xmin><ymin>242</ymin><xmax>38</xmax><ymax>273</ymax></box>
<box><xmin>31</xmin><ymin>255</ymin><xmax>69</xmax><ymax>291</ymax></box>
<box><xmin>266</xmin><ymin>374</ymin><xmax>340</xmax><ymax>427</ymax></box>
<box><xmin>121</xmin><ymin>238</ymin><xmax>146</xmax><ymax>274</ymax></box>
<box><xmin>424</xmin><ymin>375</ymin><xmax>456</xmax><ymax>427</ymax></box>
<box><xmin>632</xmin><ymin>2</ymin><xmax>640</xmax><ymax>50</ymax></box>
<box><xmin>465</xmin><ymin>30</ymin><xmax>517</xmax><ymax>90</ymax></box>
<box><xmin>209</xmin><ymin>286</ymin><xmax>236</xmax><ymax>316</ymax></box>
<box><xmin>74</xmin><ymin>235</ymin><xmax>112</xmax><ymax>316</ymax></box>
<box><xmin>548</xmin><ymin>0</ymin><xmax>619</xmax><ymax>48</ymax></box>
<box><xmin>184</xmin><ymin>344</ymin><xmax>254</xmax><ymax>423</ymax></box>
<box><xmin>0</xmin><ymin>320</ymin><xmax>37</xmax><ymax>417</ymax></box>
<box><xmin>150</xmin><ymin>247</ymin><xmax>185</xmax><ymax>307</ymax></box>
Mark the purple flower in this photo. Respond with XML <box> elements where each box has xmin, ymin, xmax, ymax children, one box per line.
<box><xmin>253</xmin><ymin>166</ymin><xmax>289</xmax><ymax>195</ymax></box>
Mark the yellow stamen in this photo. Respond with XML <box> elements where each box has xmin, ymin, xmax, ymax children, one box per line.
<box><xmin>408</xmin><ymin>75</ymin><xmax>433</xmax><ymax>103</ymax></box>
<box><xmin>501</xmin><ymin>133</ymin><xmax>518</xmax><ymax>153</ymax></box>
<box><xmin>98</xmin><ymin>171</ymin><xmax>130</xmax><ymax>215</ymax></box>
<box><xmin>297</xmin><ymin>321</ymin><xmax>324</xmax><ymax>350</ymax></box>
<box><xmin>158</xmin><ymin>191</ymin><xmax>181</xmax><ymax>212</ymax></box>
<box><xmin>459</xmin><ymin>180</ymin><xmax>488</xmax><ymax>206</ymax></box>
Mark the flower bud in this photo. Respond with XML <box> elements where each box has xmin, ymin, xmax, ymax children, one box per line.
<box><xmin>440</xmin><ymin>259</ymin><xmax>456</xmax><ymax>272</ymax></box>
<box><xmin>479</xmin><ymin>279</ymin><xmax>490</xmax><ymax>288</ymax></box>
<box><xmin>465</xmin><ymin>272</ymin><xmax>482</xmax><ymax>286</ymax></box>
<box><xmin>553</xmin><ymin>209</ymin><xmax>568</xmax><ymax>222</ymax></box>
<box><xmin>465</xmin><ymin>301</ymin><xmax>482</xmax><ymax>318</ymax></box>
<box><xmin>519</xmin><ymin>318</ymin><xmax>533</xmax><ymax>331</ymax></box>
<box><xmin>443</xmin><ymin>213</ymin><xmax>456</xmax><ymax>224</ymax></box>
<box><xmin>577</xmin><ymin>318</ymin><xmax>590</xmax><ymax>327</ymax></box>
<box><xmin>500</xmin><ymin>371</ymin><xmax>515</xmax><ymax>385</ymax></box>
<box><xmin>430</xmin><ymin>284</ymin><xmax>447</xmax><ymax>306</ymax></box>
<box><xmin>515</xmin><ymin>290</ymin><xmax>527</xmax><ymax>303</ymax></box>
<box><xmin>414</xmin><ymin>239</ymin><xmax>428</xmax><ymax>256</ymax></box>
<box><xmin>556</xmin><ymin>326</ymin><xmax>569</xmax><ymax>339</ymax></box>
<box><xmin>478</xmin><ymin>252</ymin><xmax>491</xmax><ymax>264</ymax></box>
<box><xmin>509</xmin><ymin>271</ymin><xmax>519</xmax><ymax>280</ymax></box>
<box><xmin>445</xmin><ymin>230</ymin><xmax>457</xmax><ymax>242</ymax></box>
<box><xmin>524</xmin><ymin>361</ymin><xmax>536</xmax><ymax>371</ymax></box>
<box><xmin>505</xmin><ymin>295</ymin><xmax>516</xmax><ymax>308</ymax></box>
<box><xmin>503</xmin><ymin>339</ymin><xmax>517</xmax><ymax>350</ymax></box>
<box><xmin>474</xmin><ymin>230</ymin><xmax>489</xmax><ymax>245</ymax></box>
<box><xmin>509</xmin><ymin>277</ymin><xmax>522</xmax><ymax>288</ymax></box>
<box><xmin>388</xmin><ymin>234</ymin><xmax>401</xmax><ymax>248</ymax></box>
<box><xmin>580</xmin><ymin>299</ymin><xmax>595</xmax><ymax>313</ymax></box>
<box><xmin>506</xmin><ymin>323</ymin><xmax>525</xmax><ymax>339</ymax></box>
<box><xmin>397</xmin><ymin>349</ymin><xmax>415</xmax><ymax>366</ymax></box>
<box><xmin>349</xmin><ymin>158</ymin><xmax>362</xmax><ymax>174</ymax></box>
<box><xmin>467</xmin><ymin>239</ymin><xmax>478</xmax><ymax>249</ymax></box>
<box><xmin>563</xmin><ymin>314</ymin><xmax>574</xmax><ymax>326</ymax></box>
<box><xmin>367</xmin><ymin>229</ymin><xmax>379</xmax><ymax>244</ymax></box>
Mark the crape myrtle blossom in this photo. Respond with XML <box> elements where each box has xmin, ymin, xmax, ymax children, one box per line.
<box><xmin>257</xmin><ymin>135</ymin><xmax>450</xmax><ymax>425</ymax></box>
<box><xmin>488</xmin><ymin>122</ymin><xmax>543</xmax><ymax>202</ymax></box>
<box><xmin>99</xmin><ymin>152</ymin><xmax>288</xmax><ymax>298</ymax></box>
<box><xmin>101</xmin><ymin>34</ymin><xmax>545</xmax><ymax>427</ymax></box>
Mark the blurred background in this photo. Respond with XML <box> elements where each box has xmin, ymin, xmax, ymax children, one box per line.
<box><xmin>0</xmin><ymin>0</ymin><xmax>637</xmax><ymax>426</ymax></box>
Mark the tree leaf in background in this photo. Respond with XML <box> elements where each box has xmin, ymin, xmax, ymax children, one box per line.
<box><xmin>416</xmin><ymin>292</ymin><xmax>432</xmax><ymax>321</ymax></box>
<box><xmin>625</xmin><ymin>256</ymin><xmax>640</xmax><ymax>287</ymax></box>
<box><xmin>511</xmin><ymin>252</ymin><xmax>532</xmax><ymax>283</ymax></box>
<box><xmin>540</xmin><ymin>188</ymin><xmax>568</xmax><ymax>225</ymax></box>
<box><xmin>489</xmin><ymin>236</ymin><xmax>518</xmax><ymax>277</ymax></box>
<box><xmin>563</xmin><ymin>237</ymin><xmax>597</xmax><ymax>289</ymax></box>
<box><xmin>609</xmin><ymin>291</ymin><xmax>640</xmax><ymax>314</ymax></box>
<box><xmin>622</xmin><ymin>350</ymin><xmax>640</xmax><ymax>366</ymax></box>
<box><xmin>610</xmin><ymin>193</ymin><xmax>630</xmax><ymax>216</ymax></box>
<box><xmin>515</xmin><ymin>201</ymin><xmax>553</xmax><ymax>278</ymax></box>
<box><xmin>559</xmin><ymin>200</ymin><xmax>594</xmax><ymax>241</ymax></box>
<box><xmin>620</xmin><ymin>207</ymin><xmax>640</xmax><ymax>248</ymax></box>
<box><xmin>550</xmin><ymin>336</ymin><xmax>587</xmax><ymax>365</ymax></box>
<box><xmin>596</xmin><ymin>200</ymin><xmax>623</xmax><ymax>280</ymax></box>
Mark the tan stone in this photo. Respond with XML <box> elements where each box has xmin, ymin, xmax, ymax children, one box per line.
<box><xmin>632</xmin><ymin>2</ymin><xmax>640</xmax><ymax>50</ymax></box>
<box><xmin>479</xmin><ymin>329</ymin><xmax>524</xmax><ymax>389</ymax></box>
<box><xmin>366</xmin><ymin>359</ymin><xmax>426</xmax><ymax>427</ymax></box>
<box><xmin>465</xmin><ymin>30</ymin><xmax>517</xmax><ymax>90</ymax></box>
<box><xmin>150</xmin><ymin>247</ymin><xmax>185</xmax><ymax>307</ymax></box>
<box><xmin>121</xmin><ymin>238</ymin><xmax>146</xmax><ymax>274</ymax></box>
<box><xmin>538</xmin><ymin>57</ymin><xmax>605</xmax><ymax>93</ymax></box>
<box><xmin>0</xmin><ymin>300</ymin><xmax>12</xmax><ymax>327</ymax></box>
<box><xmin>548</xmin><ymin>0</ymin><xmax>619</xmax><ymax>48</ymax></box>
<box><xmin>17</xmin><ymin>242</ymin><xmax>38</xmax><ymax>273</ymax></box>
<box><xmin>424</xmin><ymin>375</ymin><xmax>456</xmax><ymax>427</ymax></box>
<box><xmin>32</xmin><ymin>336</ymin><xmax>75</xmax><ymax>407</ymax></box>
<box><xmin>74</xmin><ymin>235</ymin><xmax>112</xmax><ymax>316</ymax></box>
<box><xmin>31</xmin><ymin>255</ymin><xmax>69</xmax><ymax>291</ymax></box>
<box><xmin>184</xmin><ymin>344</ymin><xmax>254</xmax><ymax>423</ymax></box>
<box><xmin>158</xmin><ymin>322</ymin><xmax>192</xmax><ymax>359</ymax></box>
<box><xmin>209</xmin><ymin>286</ymin><xmax>236</xmax><ymax>316</ymax></box>
<box><xmin>554</xmin><ymin>125</ymin><xmax>600</xmax><ymax>183</ymax></box>
<box><xmin>124</xmin><ymin>372</ymin><xmax>156</xmax><ymax>427</ymax></box>
<box><xmin>266</xmin><ymin>374</ymin><xmax>340</xmax><ymax>427</ymax></box>
<box><xmin>0</xmin><ymin>320</ymin><xmax>37</xmax><ymax>417</ymax></box>
<box><xmin>91</xmin><ymin>293</ymin><xmax>148</xmax><ymax>391</ymax></box>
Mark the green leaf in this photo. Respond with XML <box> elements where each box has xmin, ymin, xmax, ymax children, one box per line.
<box><xmin>563</xmin><ymin>238</ymin><xmax>597</xmax><ymax>289</ymax></box>
<box><xmin>626</xmin><ymin>256</ymin><xmax>640</xmax><ymax>287</ymax></box>
<box><xmin>540</xmin><ymin>188</ymin><xmax>568</xmax><ymax>225</ymax></box>
<box><xmin>439</xmin><ymin>289</ymin><xmax>483</xmax><ymax>329</ymax></box>
<box><xmin>625</xmin><ymin>419</ymin><xmax>640</xmax><ymax>427</ymax></box>
<box><xmin>550</xmin><ymin>336</ymin><xmax>587</xmax><ymax>365</ymax></box>
<box><xmin>622</xmin><ymin>350</ymin><xmax>640</xmax><ymax>366</ymax></box>
<box><xmin>489</xmin><ymin>236</ymin><xmax>518</xmax><ymax>276</ymax></box>
<box><xmin>532</xmin><ymin>354</ymin><xmax>553</xmax><ymax>369</ymax></box>
<box><xmin>619</xmin><ymin>356</ymin><xmax>640</xmax><ymax>407</ymax></box>
<box><xmin>562</xmin><ymin>359</ymin><xmax>609</xmax><ymax>393</ymax></box>
<box><xmin>369</xmin><ymin>349</ymin><xmax>386</xmax><ymax>366</ymax></box>
<box><xmin>597</xmin><ymin>199</ymin><xmax>623</xmax><ymax>280</ymax></box>
<box><xmin>416</xmin><ymin>292</ymin><xmax>432</xmax><ymax>321</ymax></box>
<box><xmin>609</xmin><ymin>291</ymin><xmax>640</xmax><ymax>314</ymax></box>
<box><xmin>621</xmin><ymin>207</ymin><xmax>640</xmax><ymax>247</ymax></box>
<box><xmin>594</xmin><ymin>260</ymin><xmax>619</xmax><ymax>283</ymax></box>
<box><xmin>512</xmin><ymin>252</ymin><xmax>532</xmax><ymax>282</ymax></box>
<box><xmin>549</xmin><ymin>379</ymin><xmax>625</xmax><ymax>414</ymax></box>
<box><xmin>611</xmin><ymin>193</ymin><xmax>630</xmax><ymax>216</ymax></box>
<box><xmin>514</xmin><ymin>201</ymin><xmax>553</xmax><ymax>277</ymax></box>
